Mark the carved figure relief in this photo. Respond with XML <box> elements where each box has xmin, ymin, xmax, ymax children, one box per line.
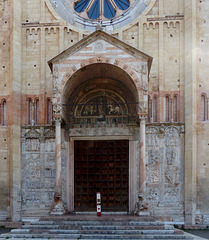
<box><xmin>165</xmin><ymin>127</ymin><xmax>179</xmax><ymax>146</ymax></box>
<box><xmin>146</xmin><ymin>128</ymin><xmax>159</xmax><ymax>146</ymax></box>
<box><xmin>166</xmin><ymin>148</ymin><xmax>177</xmax><ymax>165</ymax></box>
<box><xmin>25</xmin><ymin>139</ymin><xmax>40</xmax><ymax>152</ymax></box>
<box><xmin>148</xmin><ymin>169</ymin><xmax>160</xmax><ymax>185</ymax></box>
<box><xmin>45</xmin><ymin>139</ymin><xmax>55</xmax><ymax>152</ymax></box>
<box><xmin>70</xmin><ymin>90</ymin><xmax>130</xmax><ymax>124</ymax></box>
<box><xmin>165</xmin><ymin>166</ymin><xmax>179</xmax><ymax>186</ymax></box>
<box><xmin>22</xmin><ymin>127</ymin><xmax>56</xmax><ymax>210</ymax></box>
<box><xmin>146</xmin><ymin>125</ymin><xmax>184</xmax><ymax>216</ymax></box>
<box><xmin>79</xmin><ymin>96</ymin><xmax>124</xmax><ymax>118</ymax></box>
<box><xmin>147</xmin><ymin>150</ymin><xmax>160</xmax><ymax>185</ymax></box>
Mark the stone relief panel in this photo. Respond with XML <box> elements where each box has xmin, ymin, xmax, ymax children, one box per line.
<box><xmin>146</xmin><ymin>125</ymin><xmax>184</xmax><ymax>221</ymax></box>
<box><xmin>21</xmin><ymin>127</ymin><xmax>56</xmax><ymax>215</ymax></box>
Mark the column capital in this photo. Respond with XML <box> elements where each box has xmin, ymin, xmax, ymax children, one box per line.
<box><xmin>54</xmin><ymin>118</ymin><xmax>62</xmax><ymax>125</ymax></box>
<box><xmin>138</xmin><ymin>115</ymin><xmax>147</xmax><ymax>121</ymax></box>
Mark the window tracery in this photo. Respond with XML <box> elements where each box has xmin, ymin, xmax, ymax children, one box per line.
<box><xmin>74</xmin><ymin>0</ymin><xmax>130</xmax><ymax>20</ymax></box>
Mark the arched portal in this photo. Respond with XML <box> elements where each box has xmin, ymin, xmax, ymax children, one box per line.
<box><xmin>62</xmin><ymin>63</ymin><xmax>140</xmax><ymax>213</ymax></box>
<box><xmin>62</xmin><ymin>64</ymin><xmax>139</xmax><ymax>126</ymax></box>
<box><xmin>62</xmin><ymin>63</ymin><xmax>140</xmax><ymax>125</ymax></box>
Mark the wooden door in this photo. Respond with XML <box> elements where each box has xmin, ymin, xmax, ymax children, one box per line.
<box><xmin>74</xmin><ymin>140</ymin><xmax>129</xmax><ymax>212</ymax></box>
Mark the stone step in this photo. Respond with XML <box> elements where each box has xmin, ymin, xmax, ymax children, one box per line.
<box><xmin>0</xmin><ymin>218</ymin><xmax>194</xmax><ymax>240</ymax></box>
<box><xmin>0</xmin><ymin>233</ymin><xmax>194</xmax><ymax>239</ymax></box>
<box><xmin>21</xmin><ymin>224</ymin><xmax>169</xmax><ymax>230</ymax></box>
<box><xmin>24</xmin><ymin>220</ymin><xmax>166</xmax><ymax>226</ymax></box>
<box><xmin>11</xmin><ymin>228</ymin><xmax>176</xmax><ymax>235</ymax></box>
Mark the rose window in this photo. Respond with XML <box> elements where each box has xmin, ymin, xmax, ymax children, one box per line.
<box><xmin>49</xmin><ymin>0</ymin><xmax>151</xmax><ymax>31</ymax></box>
<box><xmin>74</xmin><ymin>0</ymin><xmax>131</xmax><ymax>20</ymax></box>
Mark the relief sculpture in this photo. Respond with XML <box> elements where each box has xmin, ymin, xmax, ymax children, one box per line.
<box><xmin>147</xmin><ymin>149</ymin><xmax>160</xmax><ymax>185</ymax></box>
<box><xmin>166</xmin><ymin>148</ymin><xmax>177</xmax><ymax>165</ymax></box>
<box><xmin>22</xmin><ymin>127</ymin><xmax>56</xmax><ymax>210</ymax></box>
<box><xmin>146</xmin><ymin>127</ymin><xmax>159</xmax><ymax>146</ymax></box>
<box><xmin>165</xmin><ymin>127</ymin><xmax>180</xmax><ymax>146</ymax></box>
<box><xmin>146</xmin><ymin>125</ymin><xmax>184</xmax><ymax>217</ymax></box>
<box><xmin>25</xmin><ymin>139</ymin><xmax>40</xmax><ymax>152</ymax></box>
<box><xmin>165</xmin><ymin>166</ymin><xmax>179</xmax><ymax>186</ymax></box>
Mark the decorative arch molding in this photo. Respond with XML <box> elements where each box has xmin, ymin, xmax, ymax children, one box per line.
<box><xmin>59</xmin><ymin>57</ymin><xmax>146</xmax><ymax>93</ymax></box>
<box><xmin>53</xmin><ymin>57</ymin><xmax>148</xmax><ymax>121</ymax></box>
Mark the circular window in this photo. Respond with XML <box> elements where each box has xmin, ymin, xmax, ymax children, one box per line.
<box><xmin>50</xmin><ymin>0</ymin><xmax>152</xmax><ymax>31</ymax></box>
<box><xmin>74</xmin><ymin>0</ymin><xmax>130</xmax><ymax>20</ymax></box>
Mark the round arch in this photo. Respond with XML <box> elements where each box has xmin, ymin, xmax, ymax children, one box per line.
<box><xmin>53</xmin><ymin>58</ymin><xmax>148</xmax><ymax>123</ymax></box>
<box><xmin>57</xmin><ymin>61</ymin><xmax>147</xmax><ymax>125</ymax></box>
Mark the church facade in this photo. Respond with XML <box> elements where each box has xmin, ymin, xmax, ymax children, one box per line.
<box><xmin>0</xmin><ymin>0</ymin><xmax>208</xmax><ymax>226</ymax></box>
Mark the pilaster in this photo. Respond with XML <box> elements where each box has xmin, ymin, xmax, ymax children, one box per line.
<box><xmin>10</xmin><ymin>0</ymin><xmax>22</xmax><ymax>221</ymax></box>
<box><xmin>184</xmin><ymin>0</ymin><xmax>197</xmax><ymax>225</ymax></box>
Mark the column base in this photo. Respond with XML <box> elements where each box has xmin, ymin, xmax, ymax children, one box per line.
<box><xmin>134</xmin><ymin>193</ymin><xmax>150</xmax><ymax>216</ymax></box>
<box><xmin>50</xmin><ymin>192</ymin><xmax>66</xmax><ymax>216</ymax></box>
<box><xmin>136</xmin><ymin>211</ymin><xmax>150</xmax><ymax>216</ymax></box>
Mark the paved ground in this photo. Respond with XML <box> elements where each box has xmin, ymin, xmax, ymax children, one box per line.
<box><xmin>184</xmin><ymin>230</ymin><xmax>209</xmax><ymax>240</ymax></box>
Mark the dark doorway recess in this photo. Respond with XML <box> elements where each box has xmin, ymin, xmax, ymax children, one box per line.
<box><xmin>74</xmin><ymin>140</ymin><xmax>129</xmax><ymax>212</ymax></box>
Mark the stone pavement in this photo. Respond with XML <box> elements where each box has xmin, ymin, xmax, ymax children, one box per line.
<box><xmin>184</xmin><ymin>230</ymin><xmax>209</xmax><ymax>240</ymax></box>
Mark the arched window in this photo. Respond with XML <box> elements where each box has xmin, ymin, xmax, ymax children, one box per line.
<box><xmin>34</xmin><ymin>98</ymin><xmax>39</xmax><ymax>125</ymax></box>
<box><xmin>2</xmin><ymin>100</ymin><xmax>6</xmax><ymax>126</ymax></box>
<box><xmin>165</xmin><ymin>96</ymin><xmax>170</xmax><ymax>122</ymax></box>
<box><xmin>28</xmin><ymin>98</ymin><xmax>33</xmax><ymax>125</ymax></box>
<box><xmin>46</xmin><ymin>98</ymin><xmax>52</xmax><ymax>125</ymax></box>
<box><xmin>173</xmin><ymin>95</ymin><xmax>178</xmax><ymax>122</ymax></box>
<box><xmin>201</xmin><ymin>94</ymin><xmax>207</xmax><ymax>121</ymax></box>
<box><xmin>153</xmin><ymin>96</ymin><xmax>157</xmax><ymax>123</ymax></box>
<box><xmin>148</xmin><ymin>95</ymin><xmax>152</xmax><ymax>123</ymax></box>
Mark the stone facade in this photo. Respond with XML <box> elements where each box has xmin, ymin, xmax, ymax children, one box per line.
<box><xmin>0</xmin><ymin>0</ymin><xmax>208</xmax><ymax>226</ymax></box>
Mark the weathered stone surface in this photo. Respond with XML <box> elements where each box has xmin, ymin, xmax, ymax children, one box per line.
<box><xmin>146</xmin><ymin>125</ymin><xmax>184</xmax><ymax>222</ymax></box>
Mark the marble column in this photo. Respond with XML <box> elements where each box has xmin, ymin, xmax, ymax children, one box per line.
<box><xmin>139</xmin><ymin>116</ymin><xmax>146</xmax><ymax>196</ymax></box>
<box><xmin>50</xmin><ymin>120</ymin><xmax>65</xmax><ymax>215</ymax></box>
<box><xmin>135</xmin><ymin>116</ymin><xmax>149</xmax><ymax>216</ymax></box>
<box><xmin>55</xmin><ymin>120</ymin><xmax>62</xmax><ymax>192</ymax></box>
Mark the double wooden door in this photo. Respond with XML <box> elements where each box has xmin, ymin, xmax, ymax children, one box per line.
<box><xmin>74</xmin><ymin>140</ymin><xmax>129</xmax><ymax>212</ymax></box>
